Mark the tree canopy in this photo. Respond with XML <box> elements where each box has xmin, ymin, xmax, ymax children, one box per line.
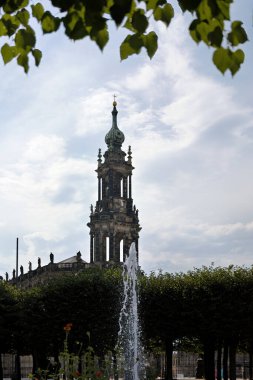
<box><xmin>0</xmin><ymin>0</ymin><xmax>248</xmax><ymax>75</ymax></box>
<box><xmin>2</xmin><ymin>265</ymin><xmax>253</xmax><ymax>380</ymax></box>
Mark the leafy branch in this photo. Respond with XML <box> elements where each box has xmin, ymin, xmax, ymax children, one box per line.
<box><xmin>0</xmin><ymin>1</ymin><xmax>249</xmax><ymax>73</ymax></box>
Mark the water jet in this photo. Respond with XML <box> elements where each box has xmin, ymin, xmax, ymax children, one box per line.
<box><xmin>117</xmin><ymin>243</ymin><xmax>145</xmax><ymax>380</ymax></box>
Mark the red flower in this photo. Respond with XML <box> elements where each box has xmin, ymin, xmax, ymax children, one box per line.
<box><xmin>95</xmin><ymin>370</ymin><xmax>103</xmax><ymax>378</ymax></box>
<box><xmin>64</xmin><ymin>323</ymin><xmax>73</xmax><ymax>332</ymax></box>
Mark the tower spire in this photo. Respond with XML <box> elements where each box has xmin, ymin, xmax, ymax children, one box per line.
<box><xmin>105</xmin><ymin>99</ymin><xmax>125</xmax><ymax>151</ymax></box>
<box><xmin>87</xmin><ymin>102</ymin><xmax>141</xmax><ymax>265</ymax></box>
<box><xmin>97</xmin><ymin>148</ymin><xmax>102</xmax><ymax>167</ymax></box>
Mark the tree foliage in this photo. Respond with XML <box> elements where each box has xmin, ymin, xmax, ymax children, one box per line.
<box><xmin>0</xmin><ymin>281</ymin><xmax>22</xmax><ymax>380</ymax></box>
<box><xmin>139</xmin><ymin>266</ymin><xmax>253</xmax><ymax>380</ymax></box>
<box><xmin>0</xmin><ymin>0</ymin><xmax>248</xmax><ymax>74</ymax></box>
<box><xmin>2</xmin><ymin>265</ymin><xmax>253</xmax><ymax>379</ymax></box>
<box><xmin>18</xmin><ymin>268</ymin><xmax>123</xmax><ymax>367</ymax></box>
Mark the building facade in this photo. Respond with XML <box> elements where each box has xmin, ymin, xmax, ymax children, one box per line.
<box><xmin>87</xmin><ymin>101</ymin><xmax>141</xmax><ymax>265</ymax></box>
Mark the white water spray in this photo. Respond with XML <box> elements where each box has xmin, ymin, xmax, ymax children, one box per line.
<box><xmin>117</xmin><ymin>243</ymin><xmax>144</xmax><ymax>380</ymax></box>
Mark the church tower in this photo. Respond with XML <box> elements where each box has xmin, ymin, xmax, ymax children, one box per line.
<box><xmin>87</xmin><ymin>100</ymin><xmax>141</xmax><ymax>265</ymax></box>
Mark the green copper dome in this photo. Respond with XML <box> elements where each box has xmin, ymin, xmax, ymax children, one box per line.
<box><xmin>105</xmin><ymin>102</ymin><xmax>125</xmax><ymax>150</ymax></box>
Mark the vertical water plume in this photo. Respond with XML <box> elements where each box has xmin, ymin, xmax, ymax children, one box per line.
<box><xmin>117</xmin><ymin>243</ymin><xmax>144</xmax><ymax>380</ymax></box>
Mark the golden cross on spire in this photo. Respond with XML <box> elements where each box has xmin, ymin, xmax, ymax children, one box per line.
<box><xmin>113</xmin><ymin>94</ymin><xmax>117</xmax><ymax>107</ymax></box>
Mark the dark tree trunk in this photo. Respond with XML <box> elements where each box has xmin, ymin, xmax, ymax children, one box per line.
<box><xmin>249</xmin><ymin>349</ymin><xmax>253</xmax><ymax>380</ymax></box>
<box><xmin>217</xmin><ymin>342</ymin><xmax>222</xmax><ymax>380</ymax></box>
<box><xmin>12</xmin><ymin>354</ymin><xmax>21</xmax><ymax>380</ymax></box>
<box><xmin>223</xmin><ymin>342</ymin><xmax>229</xmax><ymax>380</ymax></box>
<box><xmin>33</xmin><ymin>351</ymin><xmax>48</xmax><ymax>373</ymax></box>
<box><xmin>32</xmin><ymin>352</ymin><xmax>38</xmax><ymax>374</ymax></box>
<box><xmin>112</xmin><ymin>351</ymin><xmax>118</xmax><ymax>380</ymax></box>
<box><xmin>203</xmin><ymin>340</ymin><xmax>215</xmax><ymax>380</ymax></box>
<box><xmin>229</xmin><ymin>342</ymin><xmax>237</xmax><ymax>380</ymax></box>
<box><xmin>16</xmin><ymin>354</ymin><xmax>21</xmax><ymax>380</ymax></box>
<box><xmin>196</xmin><ymin>355</ymin><xmax>204</xmax><ymax>379</ymax></box>
<box><xmin>164</xmin><ymin>339</ymin><xmax>173</xmax><ymax>380</ymax></box>
<box><xmin>0</xmin><ymin>353</ymin><xmax>3</xmax><ymax>380</ymax></box>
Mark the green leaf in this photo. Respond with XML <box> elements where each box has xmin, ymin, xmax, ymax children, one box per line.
<box><xmin>163</xmin><ymin>3</ymin><xmax>175</xmax><ymax>26</ymax></box>
<box><xmin>178</xmin><ymin>0</ymin><xmax>201</xmax><ymax>12</ymax></box>
<box><xmin>189</xmin><ymin>20</ymin><xmax>201</xmax><ymax>43</ymax></box>
<box><xmin>227</xmin><ymin>21</ymin><xmax>248</xmax><ymax>46</ymax></box>
<box><xmin>16</xmin><ymin>9</ymin><xmax>30</xmax><ymax>26</ymax></box>
<box><xmin>197</xmin><ymin>0</ymin><xmax>212</xmax><ymax>21</ymax></box>
<box><xmin>124</xmin><ymin>18</ymin><xmax>136</xmax><ymax>32</ymax></box>
<box><xmin>120</xmin><ymin>33</ymin><xmax>144</xmax><ymax>60</ymax></box>
<box><xmin>32</xmin><ymin>48</ymin><xmax>42</xmax><ymax>66</ymax></box>
<box><xmin>15</xmin><ymin>28</ymin><xmax>36</xmax><ymax>51</ymax></box>
<box><xmin>63</xmin><ymin>11</ymin><xmax>80</xmax><ymax>32</ymax></box>
<box><xmin>110</xmin><ymin>0</ymin><xmax>133</xmax><ymax>26</ymax></box>
<box><xmin>41</xmin><ymin>11</ymin><xmax>61</xmax><ymax>33</ymax></box>
<box><xmin>90</xmin><ymin>27</ymin><xmax>109</xmax><ymax>50</ymax></box>
<box><xmin>103</xmin><ymin>0</ymin><xmax>114</xmax><ymax>14</ymax></box>
<box><xmin>50</xmin><ymin>0</ymin><xmax>76</xmax><ymax>12</ymax></box>
<box><xmin>17</xmin><ymin>52</ymin><xmax>29</xmax><ymax>73</ymax></box>
<box><xmin>3</xmin><ymin>0</ymin><xmax>29</xmax><ymax>14</ymax></box>
<box><xmin>1</xmin><ymin>43</ymin><xmax>17</xmax><ymax>64</ymax></box>
<box><xmin>85</xmin><ymin>0</ymin><xmax>105</xmax><ymax>14</ymax></box>
<box><xmin>196</xmin><ymin>21</ymin><xmax>210</xmax><ymax>45</ymax></box>
<box><xmin>0</xmin><ymin>20</ymin><xmax>8</xmax><ymax>36</ymax></box>
<box><xmin>31</xmin><ymin>3</ymin><xmax>45</xmax><ymax>22</ymax></box>
<box><xmin>63</xmin><ymin>13</ymin><xmax>88</xmax><ymax>40</ymax></box>
<box><xmin>212</xmin><ymin>47</ymin><xmax>230</xmax><ymax>74</ymax></box>
<box><xmin>154</xmin><ymin>3</ymin><xmax>174</xmax><ymax>27</ymax></box>
<box><xmin>143</xmin><ymin>31</ymin><xmax>158</xmax><ymax>59</ymax></box>
<box><xmin>190</xmin><ymin>18</ymin><xmax>223</xmax><ymax>47</ymax></box>
<box><xmin>146</xmin><ymin>0</ymin><xmax>159</xmax><ymax>11</ymax></box>
<box><xmin>208</xmin><ymin>25</ymin><xmax>223</xmax><ymax>47</ymax></box>
<box><xmin>234</xmin><ymin>48</ymin><xmax>244</xmax><ymax>63</ymax></box>
<box><xmin>146</xmin><ymin>0</ymin><xmax>167</xmax><ymax>11</ymax></box>
<box><xmin>229</xmin><ymin>49</ymin><xmax>244</xmax><ymax>76</ymax></box>
<box><xmin>132</xmin><ymin>9</ymin><xmax>148</xmax><ymax>33</ymax></box>
<box><xmin>217</xmin><ymin>0</ymin><xmax>230</xmax><ymax>20</ymax></box>
<box><xmin>212</xmin><ymin>46</ymin><xmax>244</xmax><ymax>75</ymax></box>
<box><xmin>1</xmin><ymin>14</ymin><xmax>20</xmax><ymax>36</ymax></box>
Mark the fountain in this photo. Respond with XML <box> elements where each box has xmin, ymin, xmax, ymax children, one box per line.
<box><xmin>117</xmin><ymin>243</ymin><xmax>145</xmax><ymax>380</ymax></box>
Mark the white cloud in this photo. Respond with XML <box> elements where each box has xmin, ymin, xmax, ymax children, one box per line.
<box><xmin>23</xmin><ymin>134</ymin><xmax>66</xmax><ymax>162</ymax></box>
<box><xmin>123</xmin><ymin>64</ymin><xmax>158</xmax><ymax>91</ymax></box>
<box><xmin>202</xmin><ymin>222</ymin><xmax>253</xmax><ymax>237</ymax></box>
<box><xmin>0</xmin><ymin>5</ymin><xmax>253</xmax><ymax>276</ymax></box>
<box><xmin>0</xmin><ymin>132</ymin><xmax>95</xmax><ymax>269</ymax></box>
<box><xmin>75</xmin><ymin>88</ymin><xmax>116</xmax><ymax>136</ymax></box>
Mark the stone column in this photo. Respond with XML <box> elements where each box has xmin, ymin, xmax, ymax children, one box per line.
<box><xmin>128</xmin><ymin>174</ymin><xmax>132</xmax><ymax>199</ymax></box>
<box><xmin>98</xmin><ymin>177</ymin><xmax>101</xmax><ymax>201</ymax></box>
<box><xmin>123</xmin><ymin>239</ymin><xmax>130</xmax><ymax>262</ymax></box>
<box><xmin>90</xmin><ymin>233</ymin><xmax>94</xmax><ymax>263</ymax></box>
<box><xmin>123</xmin><ymin>177</ymin><xmax>127</xmax><ymax>198</ymax></box>
<box><xmin>94</xmin><ymin>232</ymin><xmax>100</xmax><ymax>262</ymax></box>
<box><xmin>101</xmin><ymin>234</ymin><xmax>106</xmax><ymax>262</ymax></box>
<box><xmin>114</xmin><ymin>235</ymin><xmax>120</xmax><ymax>262</ymax></box>
<box><xmin>102</xmin><ymin>178</ymin><xmax>106</xmax><ymax>199</ymax></box>
<box><xmin>135</xmin><ymin>238</ymin><xmax>139</xmax><ymax>263</ymax></box>
<box><xmin>109</xmin><ymin>233</ymin><xmax>114</xmax><ymax>261</ymax></box>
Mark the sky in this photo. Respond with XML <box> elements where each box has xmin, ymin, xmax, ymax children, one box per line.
<box><xmin>0</xmin><ymin>1</ymin><xmax>253</xmax><ymax>277</ymax></box>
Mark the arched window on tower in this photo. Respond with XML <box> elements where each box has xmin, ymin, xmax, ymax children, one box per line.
<box><xmin>120</xmin><ymin>177</ymin><xmax>123</xmax><ymax>197</ymax></box>
<box><xmin>98</xmin><ymin>177</ymin><xmax>102</xmax><ymax>201</ymax></box>
<box><xmin>106</xmin><ymin>236</ymin><xmax>110</xmax><ymax>262</ymax></box>
<box><xmin>120</xmin><ymin>239</ymin><xmax>123</xmax><ymax>262</ymax></box>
